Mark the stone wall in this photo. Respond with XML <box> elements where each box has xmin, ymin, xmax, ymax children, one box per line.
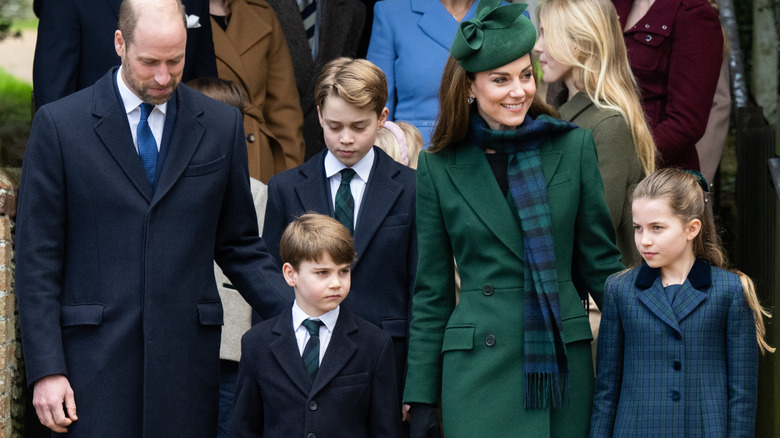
<box><xmin>0</xmin><ymin>168</ymin><xmax>23</xmax><ymax>438</ymax></box>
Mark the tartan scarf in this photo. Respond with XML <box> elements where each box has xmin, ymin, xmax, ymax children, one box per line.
<box><xmin>469</xmin><ymin>112</ymin><xmax>577</xmax><ymax>409</ymax></box>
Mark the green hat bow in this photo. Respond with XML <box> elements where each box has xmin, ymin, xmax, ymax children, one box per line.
<box><xmin>450</xmin><ymin>1</ymin><xmax>536</xmax><ymax>73</ymax></box>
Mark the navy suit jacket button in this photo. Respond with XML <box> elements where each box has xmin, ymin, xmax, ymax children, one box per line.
<box><xmin>307</xmin><ymin>434</ymin><xmax>317</xmax><ymax>438</ymax></box>
<box><xmin>673</xmin><ymin>331</ymin><xmax>682</xmax><ymax>340</ymax></box>
<box><xmin>308</xmin><ymin>400</ymin><xmax>318</xmax><ymax>411</ymax></box>
<box><xmin>673</xmin><ymin>361</ymin><xmax>681</xmax><ymax>370</ymax></box>
<box><xmin>483</xmin><ymin>285</ymin><xmax>494</xmax><ymax>296</ymax></box>
<box><xmin>670</xmin><ymin>391</ymin><xmax>680</xmax><ymax>401</ymax></box>
<box><xmin>485</xmin><ymin>334</ymin><xmax>496</xmax><ymax>347</ymax></box>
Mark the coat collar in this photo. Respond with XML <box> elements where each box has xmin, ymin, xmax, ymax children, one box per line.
<box><xmin>92</xmin><ymin>69</ymin><xmax>206</xmax><ymax>205</ymax></box>
<box><xmin>557</xmin><ymin>91</ymin><xmax>594</xmax><ymax>122</ymax></box>
<box><xmin>292</xmin><ymin>148</ymin><xmax>404</xmax><ymax>269</ymax></box>
<box><xmin>411</xmin><ymin>0</ymin><xmax>478</xmax><ymax>52</ymax></box>
<box><xmin>635</xmin><ymin>258</ymin><xmax>711</xmax><ymax>331</ymax></box>
<box><xmin>211</xmin><ymin>0</ymin><xmax>273</xmax><ymax>87</ymax></box>
<box><xmin>446</xmin><ymin>142</ymin><xmax>561</xmax><ymax>261</ymax></box>
<box><xmin>270</xmin><ymin>306</ymin><xmax>358</xmax><ymax>396</ymax></box>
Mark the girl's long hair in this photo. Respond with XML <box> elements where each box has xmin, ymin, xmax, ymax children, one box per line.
<box><xmin>537</xmin><ymin>0</ymin><xmax>656</xmax><ymax>175</ymax></box>
<box><xmin>632</xmin><ymin>169</ymin><xmax>774</xmax><ymax>354</ymax></box>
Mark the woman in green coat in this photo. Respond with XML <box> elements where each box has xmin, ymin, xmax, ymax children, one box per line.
<box><xmin>403</xmin><ymin>2</ymin><xmax>625</xmax><ymax>437</ymax></box>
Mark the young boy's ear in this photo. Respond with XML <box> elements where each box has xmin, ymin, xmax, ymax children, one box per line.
<box><xmin>282</xmin><ymin>262</ymin><xmax>297</xmax><ymax>287</ymax></box>
<box><xmin>378</xmin><ymin>107</ymin><xmax>389</xmax><ymax>128</ymax></box>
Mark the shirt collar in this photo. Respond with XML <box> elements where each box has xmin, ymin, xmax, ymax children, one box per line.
<box><xmin>292</xmin><ymin>301</ymin><xmax>340</xmax><ymax>333</ymax></box>
<box><xmin>116</xmin><ymin>65</ymin><xmax>168</xmax><ymax>116</ymax></box>
<box><xmin>324</xmin><ymin>147</ymin><xmax>375</xmax><ymax>182</ymax></box>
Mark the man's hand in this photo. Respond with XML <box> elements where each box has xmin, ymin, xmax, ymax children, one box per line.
<box><xmin>33</xmin><ymin>374</ymin><xmax>78</xmax><ymax>433</ymax></box>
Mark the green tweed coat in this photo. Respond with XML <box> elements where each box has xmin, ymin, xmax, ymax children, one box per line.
<box><xmin>556</xmin><ymin>91</ymin><xmax>644</xmax><ymax>267</ymax></box>
<box><xmin>403</xmin><ymin>128</ymin><xmax>624</xmax><ymax>437</ymax></box>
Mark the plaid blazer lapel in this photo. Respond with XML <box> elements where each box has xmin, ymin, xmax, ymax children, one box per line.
<box><xmin>635</xmin><ymin>263</ymin><xmax>681</xmax><ymax>333</ymax></box>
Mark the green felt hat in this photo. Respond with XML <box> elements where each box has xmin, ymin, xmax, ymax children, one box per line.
<box><xmin>450</xmin><ymin>0</ymin><xmax>536</xmax><ymax>73</ymax></box>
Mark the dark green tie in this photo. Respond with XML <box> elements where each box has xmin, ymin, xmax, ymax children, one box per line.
<box><xmin>301</xmin><ymin>319</ymin><xmax>324</xmax><ymax>383</ymax></box>
<box><xmin>335</xmin><ymin>168</ymin><xmax>356</xmax><ymax>234</ymax></box>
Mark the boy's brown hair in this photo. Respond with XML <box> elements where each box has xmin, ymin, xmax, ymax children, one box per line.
<box><xmin>280</xmin><ymin>213</ymin><xmax>355</xmax><ymax>270</ymax></box>
<box><xmin>187</xmin><ymin>77</ymin><xmax>246</xmax><ymax>112</ymax></box>
<box><xmin>314</xmin><ymin>57</ymin><xmax>387</xmax><ymax>116</ymax></box>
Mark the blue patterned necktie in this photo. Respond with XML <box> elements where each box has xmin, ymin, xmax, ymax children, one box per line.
<box><xmin>334</xmin><ymin>168</ymin><xmax>356</xmax><ymax>235</ymax></box>
<box><xmin>301</xmin><ymin>319</ymin><xmax>324</xmax><ymax>383</ymax></box>
<box><xmin>137</xmin><ymin>103</ymin><xmax>158</xmax><ymax>186</ymax></box>
<box><xmin>299</xmin><ymin>0</ymin><xmax>316</xmax><ymax>50</ymax></box>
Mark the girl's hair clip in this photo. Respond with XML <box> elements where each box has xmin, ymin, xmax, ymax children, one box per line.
<box><xmin>684</xmin><ymin>169</ymin><xmax>710</xmax><ymax>193</ymax></box>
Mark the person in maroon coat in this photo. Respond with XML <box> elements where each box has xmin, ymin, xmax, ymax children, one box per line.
<box><xmin>613</xmin><ymin>0</ymin><xmax>722</xmax><ymax>171</ymax></box>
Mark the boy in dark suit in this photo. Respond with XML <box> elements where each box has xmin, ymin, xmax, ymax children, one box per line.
<box><xmin>262</xmin><ymin>57</ymin><xmax>416</xmax><ymax>419</ymax></box>
<box><xmin>230</xmin><ymin>214</ymin><xmax>401</xmax><ymax>437</ymax></box>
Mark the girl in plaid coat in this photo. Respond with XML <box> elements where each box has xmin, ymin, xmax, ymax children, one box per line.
<box><xmin>590</xmin><ymin>168</ymin><xmax>773</xmax><ymax>437</ymax></box>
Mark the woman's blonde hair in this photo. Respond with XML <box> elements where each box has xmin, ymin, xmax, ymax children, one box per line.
<box><xmin>430</xmin><ymin>55</ymin><xmax>557</xmax><ymax>152</ymax></box>
<box><xmin>632</xmin><ymin>169</ymin><xmax>774</xmax><ymax>354</ymax></box>
<box><xmin>375</xmin><ymin>121</ymin><xmax>423</xmax><ymax>169</ymax></box>
<box><xmin>314</xmin><ymin>57</ymin><xmax>388</xmax><ymax>117</ymax></box>
<box><xmin>537</xmin><ymin>0</ymin><xmax>656</xmax><ymax>175</ymax></box>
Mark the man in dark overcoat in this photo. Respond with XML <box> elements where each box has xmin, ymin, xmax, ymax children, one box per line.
<box><xmin>15</xmin><ymin>0</ymin><xmax>291</xmax><ymax>435</ymax></box>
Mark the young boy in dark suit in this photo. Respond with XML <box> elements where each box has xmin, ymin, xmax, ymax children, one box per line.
<box><xmin>229</xmin><ymin>214</ymin><xmax>401</xmax><ymax>437</ymax></box>
<box><xmin>262</xmin><ymin>57</ymin><xmax>416</xmax><ymax>421</ymax></box>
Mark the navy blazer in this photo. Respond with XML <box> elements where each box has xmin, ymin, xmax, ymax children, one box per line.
<box><xmin>33</xmin><ymin>0</ymin><xmax>217</xmax><ymax>109</ymax></box>
<box><xmin>263</xmin><ymin>147</ymin><xmax>416</xmax><ymax>394</ymax></box>
<box><xmin>591</xmin><ymin>260</ymin><xmax>759</xmax><ymax>437</ymax></box>
<box><xmin>16</xmin><ymin>70</ymin><xmax>291</xmax><ymax>437</ymax></box>
<box><xmin>230</xmin><ymin>306</ymin><xmax>401</xmax><ymax>437</ymax></box>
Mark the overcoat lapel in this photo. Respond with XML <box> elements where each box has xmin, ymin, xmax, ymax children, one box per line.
<box><xmin>152</xmin><ymin>88</ymin><xmax>206</xmax><ymax>206</ymax></box>
<box><xmin>353</xmin><ymin>151</ymin><xmax>402</xmax><ymax>266</ymax></box>
<box><xmin>637</xmin><ymin>279</ymin><xmax>681</xmax><ymax>333</ymax></box>
<box><xmin>448</xmin><ymin>145</ymin><xmax>524</xmax><ymax>260</ymax></box>
<box><xmin>634</xmin><ymin>261</ymin><xmax>712</xmax><ymax>331</ymax></box>
<box><xmin>270</xmin><ymin>312</ymin><xmax>310</xmax><ymax>395</ymax></box>
<box><xmin>293</xmin><ymin>154</ymin><xmax>332</xmax><ymax>214</ymax></box>
<box><xmin>93</xmin><ymin>71</ymin><xmax>154</xmax><ymax>202</ymax></box>
<box><xmin>310</xmin><ymin>310</ymin><xmax>358</xmax><ymax>397</ymax></box>
<box><xmin>412</xmin><ymin>0</ymin><xmax>470</xmax><ymax>52</ymax></box>
<box><xmin>672</xmin><ymin>259</ymin><xmax>711</xmax><ymax>322</ymax></box>
<box><xmin>212</xmin><ymin>2</ymin><xmax>272</xmax><ymax>93</ymax></box>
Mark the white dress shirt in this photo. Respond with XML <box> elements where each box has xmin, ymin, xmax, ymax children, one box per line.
<box><xmin>292</xmin><ymin>301</ymin><xmax>339</xmax><ymax>364</ymax></box>
<box><xmin>116</xmin><ymin>66</ymin><xmax>167</xmax><ymax>153</ymax></box>
<box><xmin>324</xmin><ymin>147</ymin><xmax>374</xmax><ymax>232</ymax></box>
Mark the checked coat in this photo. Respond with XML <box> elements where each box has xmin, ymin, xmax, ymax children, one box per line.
<box><xmin>591</xmin><ymin>259</ymin><xmax>759</xmax><ymax>437</ymax></box>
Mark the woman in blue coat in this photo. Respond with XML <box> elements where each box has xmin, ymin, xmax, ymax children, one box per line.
<box><xmin>366</xmin><ymin>0</ymin><xmax>479</xmax><ymax>147</ymax></box>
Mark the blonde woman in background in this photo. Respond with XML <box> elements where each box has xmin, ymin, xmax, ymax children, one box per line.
<box><xmin>535</xmin><ymin>0</ymin><xmax>655</xmax><ymax>267</ymax></box>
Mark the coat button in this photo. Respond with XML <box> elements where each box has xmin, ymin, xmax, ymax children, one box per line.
<box><xmin>485</xmin><ymin>334</ymin><xmax>496</xmax><ymax>347</ymax></box>
<box><xmin>673</xmin><ymin>361</ymin><xmax>681</xmax><ymax>371</ymax></box>
<box><xmin>644</xmin><ymin>24</ymin><xmax>650</xmax><ymax>28</ymax></box>
<box><xmin>307</xmin><ymin>434</ymin><xmax>317</xmax><ymax>438</ymax></box>
<box><xmin>483</xmin><ymin>285</ymin><xmax>494</xmax><ymax>296</ymax></box>
<box><xmin>662</xmin><ymin>25</ymin><xmax>668</xmax><ymax>30</ymax></box>
<box><xmin>308</xmin><ymin>400</ymin><xmax>318</xmax><ymax>411</ymax></box>
<box><xmin>645</xmin><ymin>34</ymin><xmax>653</xmax><ymax>42</ymax></box>
<box><xmin>673</xmin><ymin>331</ymin><xmax>681</xmax><ymax>340</ymax></box>
<box><xmin>246</xmin><ymin>134</ymin><xmax>256</xmax><ymax>143</ymax></box>
<box><xmin>670</xmin><ymin>391</ymin><xmax>680</xmax><ymax>401</ymax></box>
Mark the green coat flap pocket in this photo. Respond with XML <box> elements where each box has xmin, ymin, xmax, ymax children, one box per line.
<box><xmin>197</xmin><ymin>301</ymin><xmax>224</xmax><ymax>326</ymax></box>
<box><xmin>441</xmin><ymin>325</ymin><xmax>475</xmax><ymax>353</ymax></box>
<box><xmin>61</xmin><ymin>304</ymin><xmax>104</xmax><ymax>327</ymax></box>
<box><xmin>561</xmin><ymin>315</ymin><xmax>593</xmax><ymax>344</ymax></box>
